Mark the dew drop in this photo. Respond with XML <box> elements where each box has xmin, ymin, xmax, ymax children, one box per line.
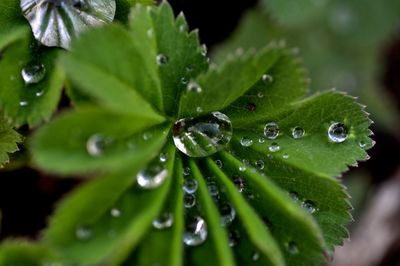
<box><xmin>292</xmin><ymin>127</ymin><xmax>305</xmax><ymax>139</ymax></box>
<box><xmin>302</xmin><ymin>200</ymin><xmax>317</xmax><ymax>213</ymax></box>
<box><xmin>75</xmin><ymin>226</ymin><xmax>92</xmax><ymax>240</ymax></box>
<box><xmin>179</xmin><ymin>24</ymin><xmax>187</xmax><ymax>32</ymax></box>
<box><xmin>228</xmin><ymin>229</ymin><xmax>240</xmax><ymax>247</ymax></box>
<box><xmin>246</xmin><ymin>102</ymin><xmax>256</xmax><ymax>112</ymax></box>
<box><xmin>184</xmin><ymin>193</ymin><xmax>196</xmax><ymax>208</ymax></box>
<box><xmin>328</xmin><ymin>122</ymin><xmax>348</xmax><ymax>143</ymax></box>
<box><xmin>183</xmin><ymin>177</ymin><xmax>198</xmax><ymax>194</ymax></box>
<box><xmin>255</xmin><ymin>159</ymin><xmax>265</xmax><ymax>170</ymax></box>
<box><xmin>110</xmin><ymin>208</ymin><xmax>121</xmax><ymax>218</ymax></box>
<box><xmin>19</xmin><ymin>100</ymin><xmax>29</xmax><ymax>107</ymax></box>
<box><xmin>207</xmin><ymin>180</ymin><xmax>219</xmax><ymax>197</ymax></box>
<box><xmin>214</xmin><ymin>159</ymin><xmax>223</xmax><ymax>168</ymax></box>
<box><xmin>183</xmin><ymin>216</ymin><xmax>208</xmax><ymax>246</ymax></box>
<box><xmin>156</xmin><ymin>54</ymin><xmax>168</xmax><ymax>65</ymax></box>
<box><xmin>287</xmin><ymin>241</ymin><xmax>299</xmax><ymax>254</ymax></box>
<box><xmin>201</xmin><ymin>44</ymin><xmax>208</xmax><ymax>57</ymax></box>
<box><xmin>252</xmin><ymin>252</ymin><xmax>260</xmax><ymax>261</ymax></box>
<box><xmin>142</xmin><ymin>132</ymin><xmax>152</xmax><ymax>140</ymax></box>
<box><xmin>172</xmin><ymin>112</ymin><xmax>233</xmax><ymax>157</ymax></box>
<box><xmin>262</xmin><ymin>74</ymin><xmax>273</xmax><ymax>83</ymax></box>
<box><xmin>159</xmin><ymin>153</ymin><xmax>168</xmax><ymax>163</ymax></box>
<box><xmin>21</xmin><ymin>63</ymin><xmax>46</xmax><ymax>84</ymax></box>
<box><xmin>35</xmin><ymin>89</ymin><xmax>45</xmax><ymax>97</ymax></box>
<box><xmin>232</xmin><ymin>176</ymin><xmax>245</xmax><ymax>192</ymax></box>
<box><xmin>136</xmin><ymin>163</ymin><xmax>168</xmax><ymax>189</ymax></box>
<box><xmin>180</xmin><ymin>77</ymin><xmax>189</xmax><ymax>85</ymax></box>
<box><xmin>289</xmin><ymin>191</ymin><xmax>299</xmax><ymax>201</ymax></box>
<box><xmin>359</xmin><ymin>141</ymin><xmax>366</xmax><ymax>149</ymax></box>
<box><xmin>187</xmin><ymin>81</ymin><xmax>202</xmax><ymax>93</ymax></box>
<box><xmin>257</xmin><ymin>91</ymin><xmax>264</xmax><ymax>98</ymax></box>
<box><xmin>86</xmin><ymin>134</ymin><xmax>106</xmax><ymax>157</ymax></box>
<box><xmin>147</xmin><ymin>29</ymin><xmax>153</xmax><ymax>38</ymax></box>
<box><xmin>183</xmin><ymin>166</ymin><xmax>191</xmax><ymax>176</ymax></box>
<box><xmin>196</xmin><ymin>106</ymin><xmax>203</xmax><ymax>113</ymax></box>
<box><xmin>258</xmin><ymin>137</ymin><xmax>265</xmax><ymax>144</ymax></box>
<box><xmin>264</xmin><ymin>122</ymin><xmax>279</xmax><ymax>139</ymax></box>
<box><xmin>239</xmin><ymin>165</ymin><xmax>246</xmax><ymax>172</ymax></box>
<box><xmin>268</xmin><ymin>142</ymin><xmax>280</xmax><ymax>152</ymax></box>
<box><xmin>152</xmin><ymin>212</ymin><xmax>174</xmax><ymax>230</ymax></box>
<box><xmin>220</xmin><ymin>203</ymin><xmax>236</xmax><ymax>226</ymax></box>
<box><xmin>240</xmin><ymin>137</ymin><xmax>253</xmax><ymax>147</ymax></box>
<box><xmin>282</xmin><ymin>153</ymin><xmax>289</xmax><ymax>159</ymax></box>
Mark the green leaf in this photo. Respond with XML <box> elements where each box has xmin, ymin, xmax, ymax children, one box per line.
<box><xmin>30</xmin><ymin>106</ymin><xmax>167</xmax><ymax>175</ymax></box>
<box><xmin>0</xmin><ymin>0</ymin><xmax>27</xmax><ymax>33</ymax></box>
<box><xmin>0</xmin><ymin>241</ymin><xmax>61</xmax><ymax>266</ymax></box>
<box><xmin>214</xmin><ymin>153</ymin><xmax>327</xmax><ymax>266</ymax></box>
<box><xmin>127</xmin><ymin>156</ymin><xmax>185</xmax><ymax>266</ymax></box>
<box><xmin>204</xmin><ymin>158</ymin><xmax>285</xmax><ymax>266</ymax></box>
<box><xmin>44</xmin><ymin>145</ymin><xmax>176</xmax><ymax>265</ymax></box>
<box><xmin>0</xmin><ymin>116</ymin><xmax>21</xmax><ymax>167</ymax></box>
<box><xmin>181</xmin><ymin>44</ymin><xmax>308</xmax><ymax>118</ymax></box>
<box><xmin>129</xmin><ymin>2</ymin><xmax>209</xmax><ymax>116</ymax></box>
<box><xmin>187</xmin><ymin>159</ymin><xmax>236</xmax><ymax>266</ymax></box>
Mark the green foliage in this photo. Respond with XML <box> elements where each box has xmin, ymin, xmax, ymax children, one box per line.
<box><xmin>0</xmin><ymin>116</ymin><xmax>21</xmax><ymax>167</ymax></box>
<box><xmin>0</xmin><ymin>2</ymin><xmax>374</xmax><ymax>266</ymax></box>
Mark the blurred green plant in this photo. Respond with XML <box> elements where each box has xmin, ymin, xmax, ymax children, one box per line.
<box><xmin>214</xmin><ymin>0</ymin><xmax>400</xmax><ymax>134</ymax></box>
<box><xmin>0</xmin><ymin>1</ymin><xmax>374</xmax><ymax>266</ymax></box>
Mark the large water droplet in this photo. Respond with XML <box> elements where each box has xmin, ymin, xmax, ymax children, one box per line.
<box><xmin>172</xmin><ymin>112</ymin><xmax>233</xmax><ymax>157</ymax></box>
<box><xmin>183</xmin><ymin>216</ymin><xmax>208</xmax><ymax>246</ymax></box>
<box><xmin>75</xmin><ymin>225</ymin><xmax>92</xmax><ymax>240</ymax></box>
<box><xmin>292</xmin><ymin>127</ymin><xmax>305</xmax><ymax>139</ymax></box>
<box><xmin>183</xmin><ymin>177</ymin><xmax>198</xmax><ymax>194</ymax></box>
<box><xmin>264</xmin><ymin>122</ymin><xmax>279</xmax><ymax>139</ymax></box>
<box><xmin>220</xmin><ymin>203</ymin><xmax>236</xmax><ymax>226</ymax></box>
<box><xmin>240</xmin><ymin>137</ymin><xmax>253</xmax><ymax>147</ymax></box>
<box><xmin>20</xmin><ymin>0</ymin><xmax>116</xmax><ymax>49</ymax></box>
<box><xmin>136</xmin><ymin>163</ymin><xmax>168</xmax><ymax>189</ymax></box>
<box><xmin>21</xmin><ymin>63</ymin><xmax>46</xmax><ymax>84</ymax></box>
<box><xmin>153</xmin><ymin>212</ymin><xmax>174</xmax><ymax>230</ymax></box>
<box><xmin>184</xmin><ymin>193</ymin><xmax>196</xmax><ymax>208</ymax></box>
<box><xmin>328</xmin><ymin>122</ymin><xmax>348</xmax><ymax>143</ymax></box>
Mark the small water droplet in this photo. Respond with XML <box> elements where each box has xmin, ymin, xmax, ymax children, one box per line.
<box><xmin>35</xmin><ymin>89</ymin><xmax>45</xmax><ymax>97</ymax></box>
<box><xmin>187</xmin><ymin>81</ymin><xmax>202</xmax><ymax>93</ymax></box>
<box><xmin>156</xmin><ymin>54</ymin><xmax>168</xmax><ymax>65</ymax></box>
<box><xmin>258</xmin><ymin>137</ymin><xmax>265</xmax><ymax>144</ymax></box>
<box><xmin>21</xmin><ymin>63</ymin><xmax>46</xmax><ymax>84</ymax></box>
<box><xmin>228</xmin><ymin>229</ymin><xmax>240</xmax><ymax>247</ymax></box>
<box><xmin>19</xmin><ymin>100</ymin><xmax>29</xmax><ymax>107</ymax></box>
<box><xmin>180</xmin><ymin>77</ymin><xmax>189</xmax><ymax>85</ymax></box>
<box><xmin>232</xmin><ymin>176</ymin><xmax>245</xmax><ymax>192</ymax></box>
<box><xmin>252</xmin><ymin>252</ymin><xmax>260</xmax><ymax>261</ymax></box>
<box><xmin>159</xmin><ymin>153</ymin><xmax>168</xmax><ymax>163</ymax></box>
<box><xmin>359</xmin><ymin>141</ymin><xmax>366</xmax><ymax>149</ymax></box>
<box><xmin>201</xmin><ymin>44</ymin><xmax>208</xmax><ymax>57</ymax></box>
<box><xmin>186</xmin><ymin>65</ymin><xmax>194</xmax><ymax>72</ymax></box>
<box><xmin>292</xmin><ymin>127</ymin><xmax>305</xmax><ymax>139</ymax></box>
<box><xmin>183</xmin><ymin>216</ymin><xmax>208</xmax><ymax>246</ymax></box>
<box><xmin>302</xmin><ymin>200</ymin><xmax>316</xmax><ymax>213</ymax></box>
<box><xmin>214</xmin><ymin>159</ymin><xmax>223</xmax><ymax>168</ymax></box>
<box><xmin>147</xmin><ymin>29</ymin><xmax>153</xmax><ymax>38</ymax></box>
<box><xmin>257</xmin><ymin>91</ymin><xmax>264</xmax><ymax>98</ymax></box>
<box><xmin>220</xmin><ymin>203</ymin><xmax>236</xmax><ymax>226</ymax></box>
<box><xmin>172</xmin><ymin>112</ymin><xmax>233</xmax><ymax>157</ymax></box>
<box><xmin>255</xmin><ymin>159</ymin><xmax>265</xmax><ymax>170</ymax></box>
<box><xmin>287</xmin><ymin>241</ymin><xmax>299</xmax><ymax>254</ymax></box>
<box><xmin>184</xmin><ymin>193</ymin><xmax>196</xmax><ymax>208</ymax></box>
<box><xmin>196</xmin><ymin>106</ymin><xmax>203</xmax><ymax>113</ymax></box>
<box><xmin>282</xmin><ymin>153</ymin><xmax>289</xmax><ymax>159</ymax></box>
<box><xmin>246</xmin><ymin>102</ymin><xmax>256</xmax><ymax>112</ymax></box>
<box><xmin>75</xmin><ymin>226</ymin><xmax>92</xmax><ymax>240</ymax></box>
<box><xmin>183</xmin><ymin>166</ymin><xmax>191</xmax><ymax>176</ymax></box>
<box><xmin>183</xmin><ymin>177</ymin><xmax>198</xmax><ymax>194</ymax></box>
<box><xmin>179</xmin><ymin>24</ymin><xmax>187</xmax><ymax>32</ymax></box>
<box><xmin>239</xmin><ymin>165</ymin><xmax>246</xmax><ymax>172</ymax></box>
<box><xmin>328</xmin><ymin>122</ymin><xmax>348</xmax><ymax>143</ymax></box>
<box><xmin>264</xmin><ymin>122</ymin><xmax>279</xmax><ymax>139</ymax></box>
<box><xmin>152</xmin><ymin>212</ymin><xmax>174</xmax><ymax>230</ymax></box>
<box><xmin>86</xmin><ymin>134</ymin><xmax>106</xmax><ymax>157</ymax></box>
<box><xmin>289</xmin><ymin>191</ymin><xmax>299</xmax><ymax>201</ymax></box>
<box><xmin>240</xmin><ymin>137</ymin><xmax>253</xmax><ymax>147</ymax></box>
<box><xmin>136</xmin><ymin>163</ymin><xmax>168</xmax><ymax>189</ymax></box>
<box><xmin>269</xmin><ymin>142</ymin><xmax>280</xmax><ymax>152</ymax></box>
<box><xmin>262</xmin><ymin>74</ymin><xmax>273</xmax><ymax>83</ymax></box>
<box><xmin>142</xmin><ymin>132</ymin><xmax>152</xmax><ymax>141</ymax></box>
<box><xmin>207</xmin><ymin>180</ymin><xmax>219</xmax><ymax>197</ymax></box>
<box><xmin>110</xmin><ymin>208</ymin><xmax>121</xmax><ymax>218</ymax></box>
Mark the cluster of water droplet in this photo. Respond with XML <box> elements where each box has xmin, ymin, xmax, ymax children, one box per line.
<box><xmin>18</xmin><ymin>62</ymin><xmax>47</xmax><ymax>107</ymax></box>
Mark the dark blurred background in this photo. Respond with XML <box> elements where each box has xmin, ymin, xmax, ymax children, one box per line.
<box><xmin>1</xmin><ymin>1</ymin><xmax>400</xmax><ymax>265</ymax></box>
